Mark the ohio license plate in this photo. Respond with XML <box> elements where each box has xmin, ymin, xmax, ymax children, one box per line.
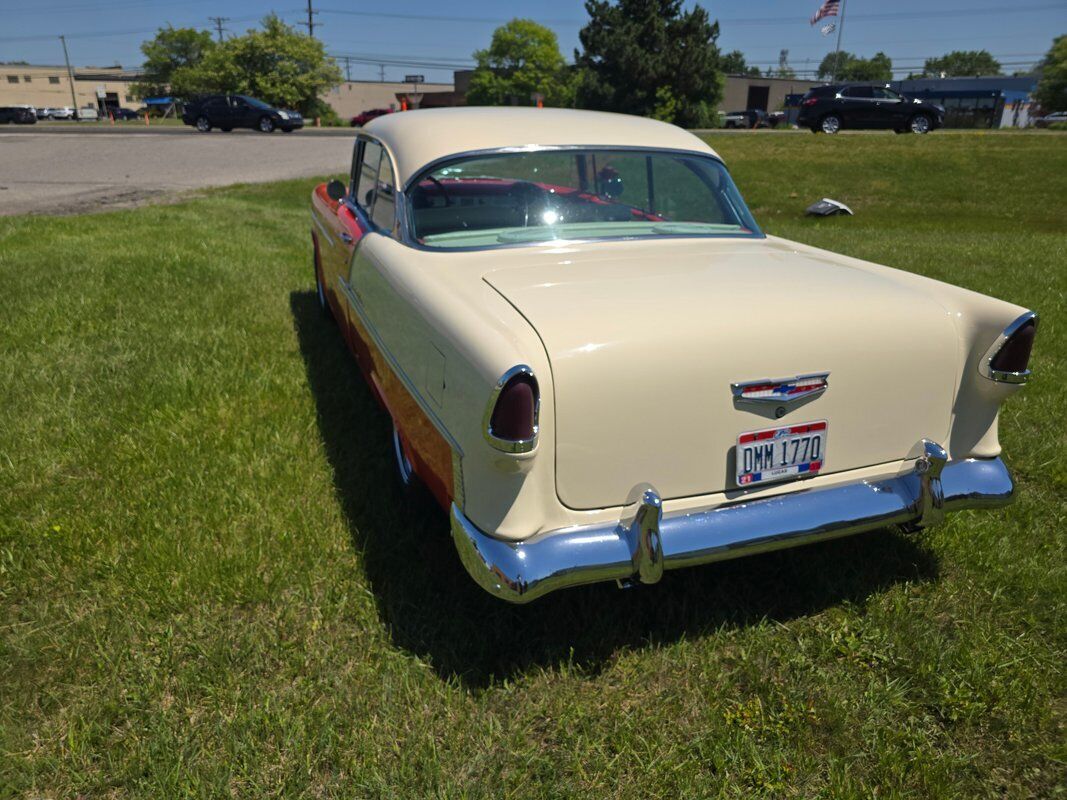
<box><xmin>736</xmin><ymin>421</ymin><xmax>827</xmax><ymax>487</ymax></box>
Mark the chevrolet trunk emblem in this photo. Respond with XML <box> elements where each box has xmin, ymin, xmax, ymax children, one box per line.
<box><xmin>731</xmin><ymin>372</ymin><xmax>830</xmax><ymax>412</ymax></box>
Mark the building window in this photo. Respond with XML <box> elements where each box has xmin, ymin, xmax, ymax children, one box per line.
<box><xmin>23</xmin><ymin>75</ymin><xmax>32</xmax><ymax>83</ymax></box>
<box><xmin>125</xmin><ymin>95</ymin><xmax>133</xmax><ymax>102</ymax></box>
<box><xmin>49</xmin><ymin>76</ymin><xmax>61</xmax><ymax>84</ymax></box>
<box><xmin>6</xmin><ymin>75</ymin><xmax>19</xmax><ymax>84</ymax></box>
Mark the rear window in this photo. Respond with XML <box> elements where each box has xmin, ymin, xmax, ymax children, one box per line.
<box><xmin>408</xmin><ymin>148</ymin><xmax>762</xmax><ymax>249</ymax></box>
<box><xmin>805</xmin><ymin>86</ymin><xmax>836</xmax><ymax>98</ymax></box>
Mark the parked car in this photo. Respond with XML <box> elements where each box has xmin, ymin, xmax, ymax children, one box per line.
<box><xmin>181</xmin><ymin>94</ymin><xmax>303</xmax><ymax>133</ymax></box>
<box><xmin>75</xmin><ymin>106</ymin><xmax>99</xmax><ymax>121</ymax></box>
<box><xmin>0</xmin><ymin>106</ymin><xmax>37</xmax><ymax>124</ymax></box>
<box><xmin>309</xmin><ymin>107</ymin><xmax>1037</xmax><ymax>603</ymax></box>
<box><xmin>107</xmin><ymin>107</ymin><xmax>140</xmax><ymax>120</ymax></box>
<box><xmin>798</xmin><ymin>84</ymin><xmax>944</xmax><ymax>134</ymax></box>
<box><xmin>722</xmin><ymin>109</ymin><xmax>768</xmax><ymax>129</ymax></box>
<box><xmin>350</xmin><ymin>108</ymin><xmax>393</xmax><ymax>127</ymax></box>
<box><xmin>1033</xmin><ymin>111</ymin><xmax>1067</xmax><ymax>128</ymax></box>
<box><xmin>40</xmin><ymin>106</ymin><xmax>75</xmax><ymax>120</ymax></box>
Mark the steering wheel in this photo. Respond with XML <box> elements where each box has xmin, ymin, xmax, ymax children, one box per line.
<box><xmin>424</xmin><ymin>175</ymin><xmax>452</xmax><ymax>207</ymax></box>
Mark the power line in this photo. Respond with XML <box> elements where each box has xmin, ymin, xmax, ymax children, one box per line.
<box><xmin>313</xmin><ymin>3</ymin><xmax>1064</xmax><ymax>27</ymax></box>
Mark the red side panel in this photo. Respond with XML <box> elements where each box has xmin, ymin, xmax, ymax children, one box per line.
<box><xmin>346</xmin><ymin>306</ymin><xmax>454</xmax><ymax>511</ymax></box>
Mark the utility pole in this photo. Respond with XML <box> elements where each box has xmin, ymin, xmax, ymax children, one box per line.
<box><xmin>305</xmin><ymin>0</ymin><xmax>317</xmax><ymax>38</ymax></box>
<box><xmin>59</xmin><ymin>35</ymin><xmax>78</xmax><ymax>113</ymax></box>
<box><xmin>830</xmin><ymin>0</ymin><xmax>848</xmax><ymax>83</ymax></box>
<box><xmin>208</xmin><ymin>16</ymin><xmax>229</xmax><ymax>43</ymax></box>
<box><xmin>378</xmin><ymin>63</ymin><xmax>385</xmax><ymax>83</ymax></box>
<box><xmin>343</xmin><ymin>56</ymin><xmax>351</xmax><ymax>82</ymax></box>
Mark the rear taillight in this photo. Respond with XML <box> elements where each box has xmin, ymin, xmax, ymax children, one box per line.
<box><xmin>485</xmin><ymin>366</ymin><xmax>539</xmax><ymax>452</ymax></box>
<box><xmin>981</xmin><ymin>312</ymin><xmax>1038</xmax><ymax>383</ymax></box>
<box><xmin>802</xmin><ymin>97</ymin><xmax>818</xmax><ymax>106</ymax></box>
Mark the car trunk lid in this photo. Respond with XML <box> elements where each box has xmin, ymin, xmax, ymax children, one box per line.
<box><xmin>483</xmin><ymin>238</ymin><xmax>959</xmax><ymax>510</ymax></box>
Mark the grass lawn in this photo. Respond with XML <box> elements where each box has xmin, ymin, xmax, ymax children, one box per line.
<box><xmin>1</xmin><ymin>132</ymin><xmax>1064</xmax><ymax>798</ymax></box>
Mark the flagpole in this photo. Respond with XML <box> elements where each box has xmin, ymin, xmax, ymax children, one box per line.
<box><xmin>830</xmin><ymin>0</ymin><xmax>848</xmax><ymax>83</ymax></box>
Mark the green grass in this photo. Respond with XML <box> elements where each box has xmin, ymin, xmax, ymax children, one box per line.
<box><xmin>1</xmin><ymin>133</ymin><xmax>1065</xmax><ymax>798</ymax></box>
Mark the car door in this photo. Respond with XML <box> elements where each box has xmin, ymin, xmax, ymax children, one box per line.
<box><xmin>312</xmin><ymin>140</ymin><xmax>376</xmax><ymax>345</ymax></box>
<box><xmin>839</xmin><ymin>85</ymin><xmax>875</xmax><ymax>127</ymax></box>
<box><xmin>203</xmin><ymin>96</ymin><xmax>228</xmax><ymax>127</ymax></box>
<box><xmin>228</xmin><ymin>96</ymin><xmax>254</xmax><ymax>128</ymax></box>
<box><xmin>873</xmin><ymin>87</ymin><xmax>907</xmax><ymax>128</ymax></box>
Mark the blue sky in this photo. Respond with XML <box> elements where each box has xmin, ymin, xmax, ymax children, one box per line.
<box><xmin>1</xmin><ymin>0</ymin><xmax>1064</xmax><ymax>81</ymax></box>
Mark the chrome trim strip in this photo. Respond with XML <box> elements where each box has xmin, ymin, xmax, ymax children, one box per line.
<box><xmin>338</xmin><ymin>277</ymin><xmax>463</xmax><ymax>456</ymax></box>
<box><xmin>310</xmin><ymin>211</ymin><xmax>334</xmax><ymax>246</ymax></box>
<box><xmin>451</xmin><ymin>450</ymin><xmax>1015</xmax><ymax>603</ymax></box>
<box><xmin>978</xmin><ymin>310</ymin><xmax>1038</xmax><ymax>384</ymax></box>
<box><xmin>481</xmin><ymin>364</ymin><xmax>540</xmax><ymax>454</ymax></box>
<box><xmin>401</xmin><ymin>145</ymin><xmax>728</xmax><ymax>194</ymax></box>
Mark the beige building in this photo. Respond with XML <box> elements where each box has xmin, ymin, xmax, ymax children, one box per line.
<box><xmin>720</xmin><ymin>74</ymin><xmax>823</xmax><ymax>113</ymax></box>
<box><xmin>0</xmin><ymin>63</ymin><xmax>141</xmax><ymax>112</ymax></box>
<box><xmin>321</xmin><ymin>79</ymin><xmax>456</xmax><ymax>120</ymax></box>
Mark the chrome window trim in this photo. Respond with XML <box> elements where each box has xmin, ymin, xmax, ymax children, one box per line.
<box><xmin>978</xmin><ymin>310</ymin><xmax>1038</xmax><ymax>384</ymax></box>
<box><xmin>399</xmin><ymin>145</ymin><xmax>764</xmax><ymax>252</ymax></box>
<box><xmin>482</xmin><ymin>364</ymin><xmax>540</xmax><ymax>454</ymax></box>
<box><xmin>351</xmin><ymin>132</ymin><xmax>403</xmax><ymax>240</ymax></box>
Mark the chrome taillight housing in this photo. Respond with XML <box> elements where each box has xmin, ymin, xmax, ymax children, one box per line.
<box><xmin>484</xmin><ymin>365</ymin><xmax>540</xmax><ymax>453</ymax></box>
<box><xmin>980</xmin><ymin>311</ymin><xmax>1038</xmax><ymax>384</ymax></box>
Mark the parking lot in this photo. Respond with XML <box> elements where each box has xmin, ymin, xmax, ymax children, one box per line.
<box><xmin>0</xmin><ymin>128</ymin><xmax>353</xmax><ymax>215</ymax></box>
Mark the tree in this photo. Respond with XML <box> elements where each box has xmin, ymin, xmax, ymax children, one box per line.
<box><xmin>817</xmin><ymin>51</ymin><xmax>892</xmax><ymax>82</ymax></box>
<box><xmin>1035</xmin><ymin>34</ymin><xmax>1067</xmax><ymax>112</ymax></box>
<box><xmin>132</xmin><ymin>26</ymin><xmax>215</xmax><ymax>97</ymax></box>
<box><xmin>922</xmin><ymin>50</ymin><xmax>1001</xmax><ymax>77</ymax></box>
<box><xmin>467</xmin><ymin>19</ymin><xmax>574</xmax><ymax>107</ymax></box>
<box><xmin>170</xmin><ymin>16</ymin><xmax>341</xmax><ymax>114</ymax></box>
<box><xmin>575</xmin><ymin>0</ymin><xmax>724</xmax><ymax>128</ymax></box>
<box><xmin>722</xmin><ymin>50</ymin><xmax>759</xmax><ymax>77</ymax></box>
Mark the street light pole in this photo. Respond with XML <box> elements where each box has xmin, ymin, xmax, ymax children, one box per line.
<box><xmin>59</xmin><ymin>35</ymin><xmax>78</xmax><ymax>113</ymax></box>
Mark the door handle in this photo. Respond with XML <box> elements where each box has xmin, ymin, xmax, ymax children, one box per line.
<box><xmin>339</xmin><ymin>232</ymin><xmax>354</xmax><ymax>244</ymax></box>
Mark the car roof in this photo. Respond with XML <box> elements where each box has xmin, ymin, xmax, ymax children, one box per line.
<box><xmin>363</xmin><ymin>107</ymin><xmax>720</xmax><ymax>186</ymax></box>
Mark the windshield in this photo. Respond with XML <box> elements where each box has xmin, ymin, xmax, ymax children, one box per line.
<box><xmin>407</xmin><ymin>148</ymin><xmax>762</xmax><ymax>249</ymax></box>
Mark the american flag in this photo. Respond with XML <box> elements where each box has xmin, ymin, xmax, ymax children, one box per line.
<box><xmin>810</xmin><ymin>0</ymin><xmax>840</xmax><ymax>26</ymax></box>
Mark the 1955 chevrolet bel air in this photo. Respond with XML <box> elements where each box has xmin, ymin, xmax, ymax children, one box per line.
<box><xmin>309</xmin><ymin>107</ymin><xmax>1038</xmax><ymax>603</ymax></box>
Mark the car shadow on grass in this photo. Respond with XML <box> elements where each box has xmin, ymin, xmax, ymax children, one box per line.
<box><xmin>290</xmin><ymin>290</ymin><xmax>940</xmax><ymax>689</ymax></box>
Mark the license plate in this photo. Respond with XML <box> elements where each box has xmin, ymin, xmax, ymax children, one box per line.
<box><xmin>736</xmin><ymin>421</ymin><xmax>827</xmax><ymax>487</ymax></box>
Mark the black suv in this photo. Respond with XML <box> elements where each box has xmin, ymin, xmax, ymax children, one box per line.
<box><xmin>797</xmin><ymin>84</ymin><xmax>944</xmax><ymax>135</ymax></box>
<box><xmin>0</xmin><ymin>106</ymin><xmax>37</xmax><ymax>124</ymax></box>
<box><xmin>181</xmin><ymin>94</ymin><xmax>304</xmax><ymax>133</ymax></box>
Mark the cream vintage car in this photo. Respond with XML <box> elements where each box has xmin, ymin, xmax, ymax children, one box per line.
<box><xmin>309</xmin><ymin>107</ymin><xmax>1038</xmax><ymax>603</ymax></box>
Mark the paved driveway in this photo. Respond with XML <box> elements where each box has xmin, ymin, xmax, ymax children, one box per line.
<box><xmin>0</xmin><ymin>129</ymin><xmax>354</xmax><ymax>215</ymax></box>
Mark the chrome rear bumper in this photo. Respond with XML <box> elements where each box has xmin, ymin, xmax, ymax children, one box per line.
<box><xmin>451</xmin><ymin>445</ymin><xmax>1015</xmax><ymax>603</ymax></box>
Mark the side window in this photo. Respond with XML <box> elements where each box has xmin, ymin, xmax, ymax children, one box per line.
<box><xmin>844</xmin><ymin>86</ymin><xmax>873</xmax><ymax>99</ymax></box>
<box><xmin>357</xmin><ymin>141</ymin><xmax>382</xmax><ymax>211</ymax></box>
<box><xmin>372</xmin><ymin>154</ymin><xmax>396</xmax><ymax>231</ymax></box>
<box><xmin>874</xmin><ymin>88</ymin><xmax>901</xmax><ymax>101</ymax></box>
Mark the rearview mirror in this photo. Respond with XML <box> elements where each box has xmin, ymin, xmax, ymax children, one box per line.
<box><xmin>326</xmin><ymin>180</ymin><xmax>346</xmax><ymax>202</ymax></box>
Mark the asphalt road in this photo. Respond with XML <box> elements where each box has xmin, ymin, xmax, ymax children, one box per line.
<box><xmin>0</xmin><ymin>129</ymin><xmax>355</xmax><ymax>215</ymax></box>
